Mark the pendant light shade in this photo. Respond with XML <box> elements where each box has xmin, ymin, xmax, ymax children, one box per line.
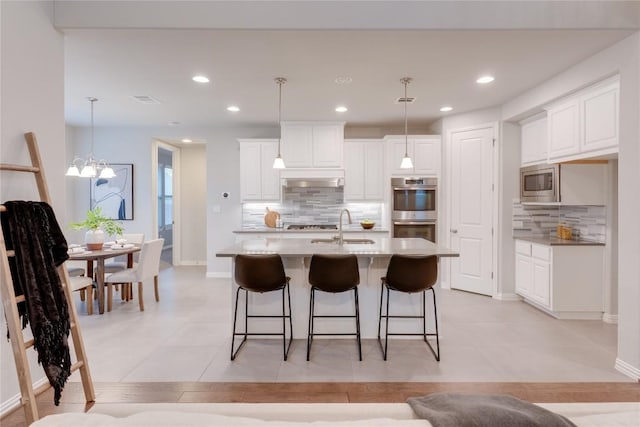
<box><xmin>273</xmin><ymin>77</ymin><xmax>287</xmax><ymax>169</ymax></box>
<box><xmin>400</xmin><ymin>77</ymin><xmax>414</xmax><ymax>169</ymax></box>
<box><xmin>66</xmin><ymin>97</ymin><xmax>116</xmax><ymax>178</ymax></box>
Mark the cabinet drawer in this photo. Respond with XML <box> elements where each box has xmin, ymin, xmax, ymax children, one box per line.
<box><xmin>531</xmin><ymin>243</ymin><xmax>551</xmax><ymax>261</ymax></box>
<box><xmin>515</xmin><ymin>240</ymin><xmax>532</xmax><ymax>256</ymax></box>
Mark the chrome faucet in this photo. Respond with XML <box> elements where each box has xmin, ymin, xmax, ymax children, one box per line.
<box><xmin>338</xmin><ymin>208</ymin><xmax>352</xmax><ymax>245</ymax></box>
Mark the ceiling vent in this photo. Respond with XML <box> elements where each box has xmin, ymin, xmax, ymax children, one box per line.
<box><xmin>396</xmin><ymin>97</ymin><xmax>416</xmax><ymax>104</ymax></box>
<box><xmin>131</xmin><ymin>95</ymin><xmax>162</xmax><ymax>105</ymax></box>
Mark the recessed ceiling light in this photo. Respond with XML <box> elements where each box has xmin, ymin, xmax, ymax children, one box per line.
<box><xmin>168</xmin><ymin>121</ymin><xmax>181</xmax><ymax>126</ymax></box>
<box><xmin>335</xmin><ymin>106</ymin><xmax>348</xmax><ymax>113</ymax></box>
<box><xmin>227</xmin><ymin>106</ymin><xmax>240</xmax><ymax>112</ymax></box>
<box><xmin>476</xmin><ymin>75</ymin><xmax>495</xmax><ymax>84</ymax></box>
<box><xmin>335</xmin><ymin>76</ymin><xmax>353</xmax><ymax>84</ymax></box>
<box><xmin>440</xmin><ymin>106</ymin><xmax>453</xmax><ymax>112</ymax></box>
<box><xmin>181</xmin><ymin>138</ymin><xmax>192</xmax><ymax>143</ymax></box>
<box><xmin>192</xmin><ymin>75</ymin><xmax>210</xmax><ymax>83</ymax></box>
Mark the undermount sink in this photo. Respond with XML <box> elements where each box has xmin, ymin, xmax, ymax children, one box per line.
<box><xmin>310</xmin><ymin>238</ymin><xmax>375</xmax><ymax>245</ymax></box>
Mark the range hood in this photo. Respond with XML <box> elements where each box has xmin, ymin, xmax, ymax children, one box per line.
<box><xmin>280</xmin><ymin>169</ymin><xmax>345</xmax><ymax>188</ymax></box>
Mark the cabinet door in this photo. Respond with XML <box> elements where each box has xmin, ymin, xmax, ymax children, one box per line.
<box><xmin>312</xmin><ymin>124</ymin><xmax>343</xmax><ymax>167</ymax></box>
<box><xmin>532</xmin><ymin>259</ymin><xmax>551</xmax><ymax>307</ymax></box>
<box><xmin>281</xmin><ymin>124</ymin><xmax>313</xmax><ymax>167</ymax></box>
<box><xmin>260</xmin><ymin>141</ymin><xmax>281</xmax><ymax>200</ymax></box>
<box><xmin>413</xmin><ymin>138</ymin><xmax>441</xmax><ymax>176</ymax></box>
<box><xmin>547</xmin><ymin>99</ymin><xmax>580</xmax><ymax>160</ymax></box>
<box><xmin>388</xmin><ymin>138</ymin><xmax>415</xmax><ymax>175</ymax></box>
<box><xmin>363</xmin><ymin>141</ymin><xmax>384</xmax><ymax>200</ymax></box>
<box><xmin>239</xmin><ymin>142</ymin><xmax>262</xmax><ymax>201</ymax></box>
<box><xmin>581</xmin><ymin>81</ymin><xmax>619</xmax><ymax>153</ymax></box>
<box><xmin>344</xmin><ymin>141</ymin><xmax>365</xmax><ymax>200</ymax></box>
<box><xmin>515</xmin><ymin>253</ymin><xmax>533</xmax><ymax>297</ymax></box>
<box><xmin>521</xmin><ymin>117</ymin><xmax>548</xmax><ymax>166</ymax></box>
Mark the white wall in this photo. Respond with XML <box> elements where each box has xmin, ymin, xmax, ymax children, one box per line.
<box><xmin>0</xmin><ymin>0</ymin><xmax>65</xmax><ymax>410</ymax></box>
<box><xmin>502</xmin><ymin>32</ymin><xmax>640</xmax><ymax>379</ymax></box>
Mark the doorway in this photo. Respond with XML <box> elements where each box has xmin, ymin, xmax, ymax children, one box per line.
<box><xmin>448</xmin><ymin>124</ymin><xmax>497</xmax><ymax>296</ymax></box>
<box><xmin>155</xmin><ymin>144</ymin><xmax>179</xmax><ymax>266</ymax></box>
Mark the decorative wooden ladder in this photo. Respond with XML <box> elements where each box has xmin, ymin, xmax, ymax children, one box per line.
<box><xmin>0</xmin><ymin>132</ymin><xmax>95</xmax><ymax>424</ymax></box>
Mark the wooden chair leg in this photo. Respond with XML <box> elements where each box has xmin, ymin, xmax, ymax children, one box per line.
<box><xmin>154</xmin><ymin>275</ymin><xmax>159</xmax><ymax>302</ymax></box>
<box><xmin>107</xmin><ymin>284</ymin><xmax>113</xmax><ymax>312</ymax></box>
<box><xmin>138</xmin><ymin>282</ymin><xmax>144</xmax><ymax>311</ymax></box>
<box><xmin>86</xmin><ymin>286</ymin><xmax>93</xmax><ymax>315</ymax></box>
<box><xmin>80</xmin><ymin>289</ymin><xmax>86</xmax><ymax>301</ymax></box>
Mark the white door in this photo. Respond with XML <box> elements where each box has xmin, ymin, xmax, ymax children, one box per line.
<box><xmin>450</xmin><ymin>126</ymin><xmax>495</xmax><ymax>296</ymax></box>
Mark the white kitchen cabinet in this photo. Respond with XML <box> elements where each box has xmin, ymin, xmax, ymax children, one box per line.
<box><xmin>344</xmin><ymin>139</ymin><xmax>384</xmax><ymax>201</ymax></box>
<box><xmin>280</xmin><ymin>121</ymin><xmax>345</xmax><ymax>168</ymax></box>
<box><xmin>238</xmin><ymin>139</ymin><xmax>280</xmax><ymax>201</ymax></box>
<box><xmin>520</xmin><ymin>115</ymin><xmax>548</xmax><ymax>166</ymax></box>
<box><xmin>387</xmin><ymin>136</ymin><xmax>441</xmax><ymax>176</ymax></box>
<box><xmin>514</xmin><ymin>239</ymin><xmax>604</xmax><ymax>319</ymax></box>
<box><xmin>546</xmin><ymin>76</ymin><xmax>619</xmax><ymax>162</ymax></box>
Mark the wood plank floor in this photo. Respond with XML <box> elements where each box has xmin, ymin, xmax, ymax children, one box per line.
<box><xmin>2</xmin><ymin>382</ymin><xmax>638</xmax><ymax>426</ymax></box>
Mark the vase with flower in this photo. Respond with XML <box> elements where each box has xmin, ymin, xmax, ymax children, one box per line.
<box><xmin>70</xmin><ymin>207</ymin><xmax>124</xmax><ymax>250</ymax></box>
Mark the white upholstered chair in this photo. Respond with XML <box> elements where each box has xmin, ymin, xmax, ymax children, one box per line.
<box><xmin>103</xmin><ymin>233</ymin><xmax>145</xmax><ymax>273</ymax></box>
<box><xmin>68</xmin><ymin>275</ymin><xmax>95</xmax><ymax>315</ymax></box>
<box><xmin>104</xmin><ymin>238</ymin><xmax>164</xmax><ymax>312</ymax></box>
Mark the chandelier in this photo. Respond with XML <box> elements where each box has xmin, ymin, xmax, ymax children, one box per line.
<box><xmin>66</xmin><ymin>97</ymin><xmax>116</xmax><ymax>178</ymax></box>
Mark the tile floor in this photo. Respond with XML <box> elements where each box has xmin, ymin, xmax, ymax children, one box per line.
<box><xmin>70</xmin><ymin>266</ymin><xmax>632</xmax><ymax>384</ymax></box>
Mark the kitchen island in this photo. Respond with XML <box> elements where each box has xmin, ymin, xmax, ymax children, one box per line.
<box><xmin>216</xmin><ymin>238</ymin><xmax>458</xmax><ymax>339</ymax></box>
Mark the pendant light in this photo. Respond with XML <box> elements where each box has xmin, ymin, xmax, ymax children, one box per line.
<box><xmin>399</xmin><ymin>77</ymin><xmax>414</xmax><ymax>169</ymax></box>
<box><xmin>272</xmin><ymin>77</ymin><xmax>287</xmax><ymax>169</ymax></box>
<box><xmin>66</xmin><ymin>97</ymin><xmax>116</xmax><ymax>178</ymax></box>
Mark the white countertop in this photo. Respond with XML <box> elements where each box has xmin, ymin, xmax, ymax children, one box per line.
<box><xmin>216</xmin><ymin>237</ymin><xmax>458</xmax><ymax>258</ymax></box>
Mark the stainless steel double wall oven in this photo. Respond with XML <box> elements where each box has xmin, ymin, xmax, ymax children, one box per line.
<box><xmin>391</xmin><ymin>177</ymin><xmax>437</xmax><ymax>242</ymax></box>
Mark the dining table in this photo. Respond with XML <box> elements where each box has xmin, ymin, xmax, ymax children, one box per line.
<box><xmin>67</xmin><ymin>244</ymin><xmax>141</xmax><ymax>314</ymax></box>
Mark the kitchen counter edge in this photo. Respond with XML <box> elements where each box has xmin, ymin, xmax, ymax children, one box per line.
<box><xmin>514</xmin><ymin>235</ymin><xmax>605</xmax><ymax>246</ymax></box>
<box><xmin>234</xmin><ymin>228</ymin><xmax>389</xmax><ymax>234</ymax></box>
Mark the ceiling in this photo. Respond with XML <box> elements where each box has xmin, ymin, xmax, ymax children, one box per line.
<box><xmin>61</xmin><ymin>3</ymin><xmax>637</xmax><ymax>135</ymax></box>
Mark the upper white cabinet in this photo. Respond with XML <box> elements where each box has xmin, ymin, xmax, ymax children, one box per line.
<box><xmin>280</xmin><ymin>121</ymin><xmax>345</xmax><ymax>168</ymax></box>
<box><xmin>386</xmin><ymin>136</ymin><xmax>441</xmax><ymax>176</ymax></box>
<box><xmin>344</xmin><ymin>139</ymin><xmax>384</xmax><ymax>201</ymax></box>
<box><xmin>520</xmin><ymin>115</ymin><xmax>548</xmax><ymax>166</ymax></box>
<box><xmin>546</xmin><ymin>77</ymin><xmax>619</xmax><ymax>162</ymax></box>
<box><xmin>238</xmin><ymin>139</ymin><xmax>280</xmax><ymax>201</ymax></box>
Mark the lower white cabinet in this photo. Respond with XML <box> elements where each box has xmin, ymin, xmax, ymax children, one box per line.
<box><xmin>514</xmin><ymin>239</ymin><xmax>604</xmax><ymax>319</ymax></box>
<box><xmin>344</xmin><ymin>139</ymin><xmax>384</xmax><ymax>201</ymax></box>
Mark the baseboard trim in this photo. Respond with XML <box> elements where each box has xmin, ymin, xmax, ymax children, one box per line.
<box><xmin>614</xmin><ymin>358</ymin><xmax>640</xmax><ymax>381</ymax></box>
<box><xmin>494</xmin><ymin>293</ymin><xmax>522</xmax><ymax>301</ymax></box>
<box><xmin>602</xmin><ymin>313</ymin><xmax>618</xmax><ymax>324</ymax></box>
<box><xmin>178</xmin><ymin>260</ymin><xmax>207</xmax><ymax>266</ymax></box>
<box><xmin>0</xmin><ymin>377</ymin><xmax>48</xmax><ymax>418</ymax></box>
<box><xmin>206</xmin><ymin>272</ymin><xmax>231</xmax><ymax>278</ymax></box>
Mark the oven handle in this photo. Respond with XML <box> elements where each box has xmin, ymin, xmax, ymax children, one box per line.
<box><xmin>393</xmin><ymin>221</ymin><xmax>436</xmax><ymax>226</ymax></box>
<box><xmin>392</xmin><ymin>186</ymin><xmax>436</xmax><ymax>191</ymax></box>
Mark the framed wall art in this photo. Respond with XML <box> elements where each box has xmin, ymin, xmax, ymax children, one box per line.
<box><xmin>90</xmin><ymin>163</ymin><xmax>134</xmax><ymax>220</ymax></box>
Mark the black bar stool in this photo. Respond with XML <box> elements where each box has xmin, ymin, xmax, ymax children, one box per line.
<box><xmin>307</xmin><ymin>254</ymin><xmax>361</xmax><ymax>361</ymax></box>
<box><xmin>232</xmin><ymin>254</ymin><xmax>293</xmax><ymax>361</ymax></box>
<box><xmin>378</xmin><ymin>255</ymin><xmax>440</xmax><ymax>361</ymax></box>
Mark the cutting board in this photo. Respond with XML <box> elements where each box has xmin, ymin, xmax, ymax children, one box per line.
<box><xmin>264</xmin><ymin>207</ymin><xmax>280</xmax><ymax>228</ymax></box>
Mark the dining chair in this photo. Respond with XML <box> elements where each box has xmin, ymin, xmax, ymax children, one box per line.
<box><xmin>104</xmin><ymin>238</ymin><xmax>164</xmax><ymax>312</ymax></box>
<box><xmin>68</xmin><ymin>275</ymin><xmax>95</xmax><ymax>315</ymax></box>
<box><xmin>103</xmin><ymin>233</ymin><xmax>145</xmax><ymax>273</ymax></box>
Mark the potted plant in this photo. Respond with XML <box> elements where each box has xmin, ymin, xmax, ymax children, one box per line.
<box><xmin>70</xmin><ymin>207</ymin><xmax>124</xmax><ymax>250</ymax></box>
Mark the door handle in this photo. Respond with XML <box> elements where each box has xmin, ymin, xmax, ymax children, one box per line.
<box><xmin>450</xmin><ymin>229</ymin><xmax>458</xmax><ymax>234</ymax></box>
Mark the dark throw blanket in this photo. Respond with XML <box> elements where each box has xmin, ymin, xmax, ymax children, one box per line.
<box><xmin>408</xmin><ymin>393</ymin><xmax>577</xmax><ymax>427</ymax></box>
<box><xmin>1</xmin><ymin>201</ymin><xmax>71</xmax><ymax>405</ymax></box>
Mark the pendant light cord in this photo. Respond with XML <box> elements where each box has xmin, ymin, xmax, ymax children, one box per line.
<box><xmin>275</xmin><ymin>77</ymin><xmax>286</xmax><ymax>157</ymax></box>
<box><xmin>404</xmin><ymin>79</ymin><xmax>408</xmax><ymax>156</ymax></box>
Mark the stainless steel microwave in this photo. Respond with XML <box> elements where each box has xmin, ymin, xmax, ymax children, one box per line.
<box><xmin>520</xmin><ymin>164</ymin><xmax>559</xmax><ymax>203</ymax></box>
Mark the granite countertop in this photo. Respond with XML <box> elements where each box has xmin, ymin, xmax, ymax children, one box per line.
<box><xmin>234</xmin><ymin>226</ymin><xmax>389</xmax><ymax>234</ymax></box>
<box><xmin>216</xmin><ymin>237</ymin><xmax>459</xmax><ymax>258</ymax></box>
<box><xmin>514</xmin><ymin>235</ymin><xmax>605</xmax><ymax>246</ymax></box>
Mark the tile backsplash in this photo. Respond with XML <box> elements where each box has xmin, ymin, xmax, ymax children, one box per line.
<box><xmin>242</xmin><ymin>187</ymin><xmax>383</xmax><ymax>227</ymax></box>
<box><xmin>512</xmin><ymin>201</ymin><xmax>606</xmax><ymax>243</ymax></box>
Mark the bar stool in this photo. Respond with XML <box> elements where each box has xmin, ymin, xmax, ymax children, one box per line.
<box><xmin>307</xmin><ymin>254</ymin><xmax>361</xmax><ymax>361</ymax></box>
<box><xmin>378</xmin><ymin>255</ymin><xmax>440</xmax><ymax>361</ymax></box>
<box><xmin>232</xmin><ymin>254</ymin><xmax>293</xmax><ymax>361</ymax></box>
